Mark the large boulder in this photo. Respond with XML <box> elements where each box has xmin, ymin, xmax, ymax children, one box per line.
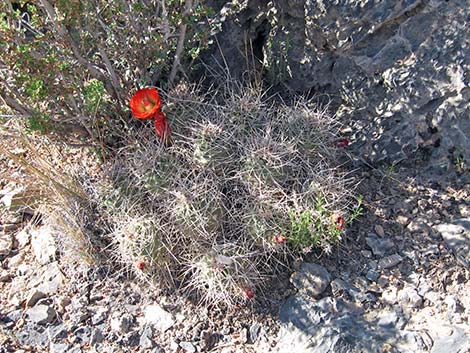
<box><xmin>201</xmin><ymin>0</ymin><xmax>469</xmax><ymax>175</ymax></box>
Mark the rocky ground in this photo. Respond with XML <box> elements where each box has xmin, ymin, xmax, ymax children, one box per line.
<box><xmin>1</xmin><ymin>143</ymin><xmax>469</xmax><ymax>353</ymax></box>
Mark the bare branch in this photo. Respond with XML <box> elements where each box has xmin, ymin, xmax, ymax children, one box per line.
<box><xmin>39</xmin><ymin>0</ymin><xmax>118</xmax><ymax>100</ymax></box>
<box><xmin>169</xmin><ymin>0</ymin><xmax>193</xmax><ymax>87</ymax></box>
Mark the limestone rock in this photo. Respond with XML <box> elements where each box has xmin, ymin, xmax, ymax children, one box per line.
<box><xmin>435</xmin><ymin>218</ymin><xmax>470</xmax><ymax>268</ymax></box>
<box><xmin>143</xmin><ymin>305</ymin><xmax>175</xmax><ymax>332</ymax></box>
<box><xmin>26</xmin><ymin>304</ymin><xmax>56</xmax><ymax>325</ymax></box>
<box><xmin>290</xmin><ymin>263</ymin><xmax>331</xmax><ymax>298</ymax></box>
<box><xmin>31</xmin><ymin>227</ymin><xmax>57</xmax><ymax>265</ymax></box>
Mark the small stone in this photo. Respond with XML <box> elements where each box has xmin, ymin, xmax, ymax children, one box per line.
<box><xmin>375</xmin><ymin>225</ymin><xmax>385</xmax><ymax>237</ymax></box>
<box><xmin>25</xmin><ymin>290</ymin><xmax>47</xmax><ymax>307</ymax></box>
<box><xmin>366</xmin><ymin>233</ymin><xmax>395</xmax><ymax>257</ymax></box>
<box><xmin>0</xmin><ymin>269</ymin><xmax>11</xmax><ymax>282</ymax></box>
<box><xmin>179</xmin><ymin>341</ymin><xmax>196</xmax><ymax>353</ymax></box>
<box><xmin>110</xmin><ymin>313</ymin><xmax>134</xmax><ymax>334</ymax></box>
<box><xmin>381</xmin><ymin>287</ymin><xmax>398</xmax><ymax>305</ymax></box>
<box><xmin>361</xmin><ymin>250</ymin><xmax>372</xmax><ymax>258</ymax></box>
<box><xmin>47</xmin><ymin>324</ymin><xmax>68</xmax><ymax>342</ymax></box>
<box><xmin>249</xmin><ymin>323</ymin><xmax>261</xmax><ymax>343</ymax></box>
<box><xmin>36</xmin><ymin>262</ymin><xmax>65</xmax><ymax>295</ymax></box>
<box><xmin>378</xmin><ymin>254</ymin><xmax>403</xmax><ymax>270</ymax></box>
<box><xmin>31</xmin><ymin>227</ymin><xmax>57</xmax><ymax>265</ymax></box>
<box><xmin>143</xmin><ymin>305</ymin><xmax>175</xmax><ymax>332</ymax></box>
<box><xmin>290</xmin><ymin>262</ymin><xmax>331</xmax><ymax>298</ymax></box>
<box><xmin>366</xmin><ymin>269</ymin><xmax>380</xmax><ymax>282</ymax></box>
<box><xmin>435</xmin><ymin>219</ymin><xmax>470</xmax><ymax>268</ymax></box>
<box><xmin>91</xmin><ymin>306</ymin><xmax>108</xmax><ymax>325</ymax></box>
<box><xmin>90</xmin><ymin>328</ymin><xmax>104</xmax><ymax>345</ymax></box>
<box><xmin>407</xmin><ymin>219</ymin><xmax>430</xmax><ymax>237</ymax></box>
<box><xmin>398</xmin><ymin>287</ymin><xmax>423</xmax><ymax>308</ymax></box>
<box><xmin>396</xmin><ymin>215</ymin><xmax>410</xmax><ymax>226</ymax></box>
<box><xmin>377</xmin><ymin>310</ymin><xmax>398</xmax><ymax>328</ymax></box>
<box><xmin>26</xmin><ymin>304</ymin><xmax>56</xmax><ymax>325</ymax></box>
<box><xmin>139</xmin><ymin>326</ymin><xmax>156</xmax><ymax>349</ymax></box>
<box><xmin>7</xmin><ymin>251</ymin><xmax>25</xmax><ymax>268</ymax></box>
<box><xmin>0</xmin><ymin>233</ymin><xmax>13</xmax><ymax>257</ymax></box>
<box><xmin>444</xmin><ymin>295</ymin><xmax>459</xmax><ymax>314</ymax></box>
<box><xmin>73</xmin><ymin>326</ymin><xmax>92</xmax><ymax>343</ymax></box>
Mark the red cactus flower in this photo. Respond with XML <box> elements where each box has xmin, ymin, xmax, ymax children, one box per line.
<box><xmin>154</xmin><ymin>111</ymin><xmax>172</xmax><ymax>143</ymax></box>
<box><xmin>274</xmin><ymin>234</ymin><xmax>286</xmax><ymax>244</ymax></box>
<box><xmin>336</xmin><ymin>216</ymin><xmax>345</xmax><ymax>230</ymax></box>
<box><xmin>136</xmin><ymin>260</ymin><xmax>145</xmax><ymax>270</ymax></box>
<box><xmin>130</xmin><ymin>87</ymin><xmax>162</xmax><ymax>120</ymax></box>
<box><xmin>335</xmin><ymin>139</ymin><xmax>350</xmax><ymax>148</ymax></box>
<box><xmin>243</xmin><ymin>287</ymin><xmax>254</xmax><ymax>299</ymax></box>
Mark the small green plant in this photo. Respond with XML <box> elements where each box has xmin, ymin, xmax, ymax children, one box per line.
<box><xmin>348</xmin><ymin>195</ymin><xmax>364</xmax><ymax>225</ymax></box>
<box><xmin>25</xmin><ymin>113</ymin><xmax>50</xmax><ymax>134</ymax></box>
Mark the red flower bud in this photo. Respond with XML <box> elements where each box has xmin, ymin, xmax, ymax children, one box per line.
<box><xmin>136</xmin><ymin>260</ymin><xmax>145</xmax><ymax>270</ymax></box>
<box><xmin>154</xmin><ymin>111</ymin><xmax>172</xmax><ymax>143</ymax></box>
<box><xmin>274</xmin><ymin>234</ymin><xmax>286</xmax><ymax>244</ymax></box>
<box><xmin>336</xmin><ymin>216</ymin><xmax>345</xmax><ymax>230</ymax></box>
<box><xmin>243</xmin><ymin>287</ymin><xmax>254</xmax><ymax>299</ymax></box>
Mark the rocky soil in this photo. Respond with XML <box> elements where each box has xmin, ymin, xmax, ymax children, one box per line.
<box><xmin>1</xmin><ymin>144</ymin><xmax>469</xmax><ymax>353</ymax></box>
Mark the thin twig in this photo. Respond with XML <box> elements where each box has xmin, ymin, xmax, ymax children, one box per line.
<box><xmin>168</xmin><ymin>0</ymin><xmax>193</xmax><ymax>87</ymax></box>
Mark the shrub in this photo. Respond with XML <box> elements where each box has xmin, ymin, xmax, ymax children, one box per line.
<box><xmin>0</xmin><ymin>0</ymin><xmax>213</xmax><ymax>138</ymax></box>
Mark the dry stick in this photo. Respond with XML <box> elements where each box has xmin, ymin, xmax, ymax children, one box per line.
<box><xmin>39</xmin><ymin>0</ymin><xmax>118</xmax><ymax>100</ymax></box>
<box><xmin>0</xmin><ymin>91</ymin><xmax>34</xmax><ymax>117</ymax></box>
<box><xmin>168</xmin><ymin>0</ymin><xmax>193</xmax><ymax>87</ymax></box>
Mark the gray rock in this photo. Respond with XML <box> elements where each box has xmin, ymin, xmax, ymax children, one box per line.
<box><xmin>378</xmin><ymin>254</ymin><xmax>403</xmax><ymax>270</ymax></box>
<box><xmin>139</xmin><ymin>326</ymin><xmax>156</xmax><ymax>349</ymax></box>
<box><xmin>290</xmin><ymin>263</ymin><xmax>331</xmax><ymax>298</ymax></box>
<box><xmin>26</xmin><ymin>304</ymin><xmax>56</xmax><ymax>325</ymax></box>
<box><xmin>110</xmin><ymin>313</ymin><xmax>134</xmax><ymax>334</ymax></box>
<box><xmin>90</xmin><ymin>328</ymin><xmax>104</xmax><ymax>345</ymax></box>
<box><xmin>36</xmin><ymin>262</ymin><xmax>65</xmax><ymax>295</ymax></box>
<box><xmin>431</xmin><ymin>327</ymin><xmax>470</xmax><ymax>353</ymax></box>
<box><xmin>0</xmin><ymin>233</ymin><xmax>13</xmax><ymax>257</ymax></box>
<box><xmin>66</xmin><ymin>345</ymin><xmax>82</xmax><ymax>353</ymax></box>
<box><xmin>377</xmin><ymin>310</ymin><xmax>398</xmax><ymax>328</ymax></box>
<box><xmin>73</xmin><ymin>326</ymin><xmax>92</xmax><ymax>343</ymax></box>
<box><xmin>279</xmin><ymin>295</ymin><xmax>333</xmax><ymax>331</ymax></box>
<box><xmin>249</xmin><ymin>322</ymin><xmax>261</xmax><ymax>343</ymax></box>
<box><xmin>366</xmin><ymin>233</ymin><xmax>395</xmax><ymax>257</ymax></box>
<box><xmin>398</xmin><ymin>287</ymin><xmax>423</xmax><ymax>309</ymax></box>
<box><xmin>47</xmin><ymin>324</ymin><xmax>68</xmax><ymax>342</ymax></box>
<box><xmin>91</xmin><ymin>306</ymin><xmax>108</xmax><ymax>325</ymax></box>
<box><xmin>330</xmin><ymin>278</ymin><xmax>361</xmax><ymax>302</ymax></box>
<box><xmin>15</xmin><ymin>324</ymin><xmax>49</xmax><ymax>347</ymax></box>
<box><xmin>277</xmin><ymin>308</ymin><xmax>389</xmax><ymax>353</ymax></box>
<box><xmin>143</xmin><ymin>304</ymin><xmax>175</xmax><ymax>332</ymax></box>
<box><xmin>366</xmin><ymin>269</ymin><xmax>380</xmax><ymax>282</ymax></box>
<box><xmin>435</xmin><ymin>218</ymin><xmax>470</xmax><ymax>268</ymax></box>
<box><xmin>179</xmin><ymin>341</ymin><xmax>196</xmax><ymax>353</ymax></box>
<box><xmin>203</xmin><ymin>1</ymin><xmax>470</xmax><ymax>175</ymax></box>
<box><xmin>31</xmin><ymin>227</ymin><xmax>57</xmax><ymax>265</ymax></box>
